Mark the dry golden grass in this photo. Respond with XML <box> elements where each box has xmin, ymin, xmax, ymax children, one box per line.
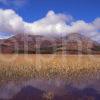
<box><xmin>0</xmin><ymin>54</ymin><xmax>100</xmax><ymax>84</ymax></box>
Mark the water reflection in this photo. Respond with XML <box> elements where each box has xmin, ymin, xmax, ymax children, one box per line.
<box><xmin>0</xmin><ymin>79</ymin><xmax>100</xmax><ymax>100</ymax></box>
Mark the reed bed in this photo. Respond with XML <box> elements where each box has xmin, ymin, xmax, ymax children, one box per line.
<box><xmin>0</xmin><ymin>54</ymin><xmax>99</xmax><ymax>83</ymax></box>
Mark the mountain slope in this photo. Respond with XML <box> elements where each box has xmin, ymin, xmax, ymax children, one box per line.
<box><xmin>0</xmin><ymin>33</ymin><xmax>100</xmax><ymax>54</ymax></box>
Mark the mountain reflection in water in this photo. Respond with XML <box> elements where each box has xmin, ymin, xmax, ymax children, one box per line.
<box><xmin>0</xmin><ymin>79</ymin><xmax>100</xmax><ymax>100</ymax></box>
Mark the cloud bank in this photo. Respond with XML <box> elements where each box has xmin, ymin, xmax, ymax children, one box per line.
<box><xmin>0</xmin><ymin>9</ymin><xmax>100</xmax><ymax>41</ymax></box>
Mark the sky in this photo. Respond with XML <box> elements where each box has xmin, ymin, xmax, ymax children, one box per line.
<box><xmin>0</xmin><ymin>0</ymin><xmax>100</xmax><ymax>22</ymax></box>
<box><xmin>0</xmin><ymin>0</ymin><xmax>100</xmax><ymax>41</ymax></box>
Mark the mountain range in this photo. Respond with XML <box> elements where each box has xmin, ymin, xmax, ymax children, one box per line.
<box><xmin>0</xmin><ymin>33</ymin><xmax>100</xmax><ymax>54</ymax></box>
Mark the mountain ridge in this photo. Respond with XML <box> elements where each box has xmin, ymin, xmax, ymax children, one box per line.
<box><xmin>0</xmin><ymin>33</ymin><xmax>100</xmax><ymax>54</ymax></box>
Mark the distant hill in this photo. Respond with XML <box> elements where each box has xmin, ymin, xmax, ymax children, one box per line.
<box><xmin>0</xmin><ymin>33</ymin><xmax>100</xmax><ymax>54</ymax></box>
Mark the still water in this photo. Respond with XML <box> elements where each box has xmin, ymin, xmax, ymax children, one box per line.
<box><xmin>0</xmin><ymin>78</ymin><xmax>100</xmax><ymax>100</ymax></box>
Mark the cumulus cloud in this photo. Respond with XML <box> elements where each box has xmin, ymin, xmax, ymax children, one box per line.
<box><xmin>93</xmin><ymin>18</ymin><xmax>100</xmax><ymax>29</ymax></box>
<box><xmin>0</xmin><ymin>9</ymin><xmax>100</xmax><ymax>41</ymax></box>
<box><xmin>24</xmin><ymin>10</ymin><xmax>73</xmax><ymax>35</ymax></box>
<box><xmin>0</xmin><ymin>9</ymin><xmax>25</xmax><ymax>34</ymax></box>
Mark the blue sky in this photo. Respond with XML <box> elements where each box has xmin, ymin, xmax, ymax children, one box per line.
<box><xmin>0</xmin><ymin>0</ymin><xmax>100</xmax><ymax>22</ymax></box>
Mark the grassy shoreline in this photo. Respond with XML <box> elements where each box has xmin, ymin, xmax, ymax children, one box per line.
<box><xmin>0</xmin><ymin>54</ymin><xmax>100</xmax><ymax>83</ymax></box>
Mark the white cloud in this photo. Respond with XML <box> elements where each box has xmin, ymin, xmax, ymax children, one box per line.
<box><xmin>93</xmin><ymin>18</ymin><xmax>100</xmax><ymax>29</ymax></box>
<box><xmin>0</xmin><ymin>9</ymin><xmax>24</xmax><ymax>34</ymax></box>
<box><xmin>24</xmin><ymin>10</ymin><xmax>73</xmax><ymax>35</ymax></box>
<box><xmin>0</xmin><ymin>9</ymin><xmax>100</xmax><ymax>41</ymax></box>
